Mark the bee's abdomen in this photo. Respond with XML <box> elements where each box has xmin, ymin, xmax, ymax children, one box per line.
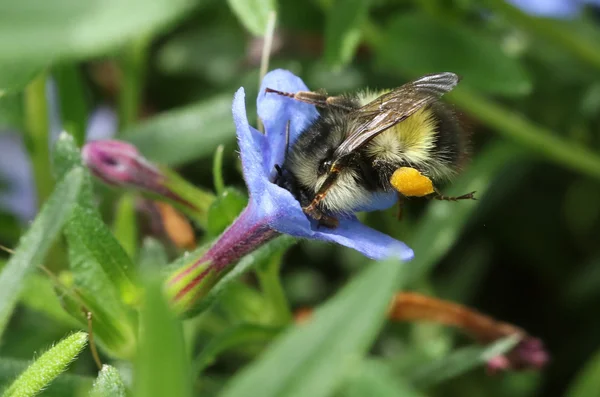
<box><xmin>430</xmin><ymin>102</ymin><xmax>465</xmax><ymax>168</ymax></box>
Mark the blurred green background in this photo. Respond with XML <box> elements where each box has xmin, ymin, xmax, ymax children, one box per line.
<box><xmin>1</xmin><ymin>0</ymin><xmax>600</xmax><ymax>396</ymax></box>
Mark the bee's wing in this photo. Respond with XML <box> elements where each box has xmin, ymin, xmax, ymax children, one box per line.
<box><xmin>332</xmin><ymin>72</ymin><xmax>460</xmax><ymax>159</ymax></box>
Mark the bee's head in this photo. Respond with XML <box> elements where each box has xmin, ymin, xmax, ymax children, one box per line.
<box><xmin>279</xmin><ymin>112</ymin><xmax>372</xmax><ymax>214</ymax></box>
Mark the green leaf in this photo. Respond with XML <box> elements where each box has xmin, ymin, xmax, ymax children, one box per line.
<box><xmin>206</xmin><ymin>188</ymin><xmax>248</xmax><ymax>237</ymax></box>
<box><xmin>0</xmin><ymin>62</ymin><xmax>44</xmax><ymax>95</ymax></box>
<box><xmin>341</xmin><ymin>359</ymin><xmax>424</xmax><ymax>397</ymax></box>
<box><xmin>0</xmin><ymin>0</ymin><xmax>197</xmax><ymax>63</ymax></box>
<box><xmin>184</xmin><ymin>236</ymin><xmax>296</xmax><ymax>317</ymax></box>
<box><xmin>193</xmin><ymin>324</ymin><xmax>279</xmax><ymax>375</ymax></box>
<box><xmin>407</xmin><ymin>336</ymin><xmax>520</xmax><ymax>389</ymax></box>
<box><xmin>123</xmin><ymin>94</ymin><xmax>236</xmax><ymax>166</ymax></box>
<box><xmin>324</xmin><ymin>0</ymin><xmax>371</xmax><ymax>68</ymax></box>
<box><xmin>227</xmin><ymin>0</ymin><xmax>276</xmax><ymax>36</ymax></box>
<box><xmin>64</xmin><ymin>206</ymin><xmax>138</xmax><ymax>306</ymax></box>
<box><xmin>220</xmin><ymin>257</ymin><xmax>405</xmax><ymax>397</ymax></box>
<box><xmin>0</xmin><ymin>357</ymin><xmax>93</xmax><ymax>397</ymax></box>
<box><xmin>0</xmin><ymin>167</ymin><xmax>84</xmax><ymax>338</ymax></box>
<box><xmin>565</xmin><ymin>348</ymin><xmax>600</xmax><ymax>397</ymax></box>
<box><xmin>135</xmin><ymin>274</ymin><xmax>191</xmax><ymax>397</ymax></box>
<box><xmin>2</xmin><ymin>332</ymin><xmax>88</xmax><ymax>397</ymax></box>
<box><xmin>66</xmin><ymin>229</ymin><xmax>137</xmax><ymax>358</ymax></box>
<box><xmin>378</xmin><ymin>12</ymin><xmax>531</xmax><ymax>96</ymax></box>
<box><xmin>89</xmin><ymin>365</ymin><xmax>127</xmax><ymax>397</ymax></box>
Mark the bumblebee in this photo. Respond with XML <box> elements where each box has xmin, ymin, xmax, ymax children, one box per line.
<box><xmin>270</xmin><ymin>72</ymin><xmax>474</xmax><ymax>228</ymax></box>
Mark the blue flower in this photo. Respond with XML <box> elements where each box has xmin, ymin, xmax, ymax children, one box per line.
<box><xmin>506</xmin><ymin>0</ymin><xmax>600</xmax><ymax>18</ymax></box>
<box><xmin>232</xmin><ymin>69</ymin><xmax>414</xmax><ymax>262</ymax></box>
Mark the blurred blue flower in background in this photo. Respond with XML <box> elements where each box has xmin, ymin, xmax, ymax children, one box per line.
<box><xmin>506</xmin><ymin>0</ymin><xmax>600</xmax><ymax>18</ymax></box>
<box><xmin>0</xmin><ymin>79</ymin><xmax>117</xmax><ymax>223</ymax></box>
<box><xmin>230</xmin><ymin>69</ymin><xmax>413</xmax><ymax>262</ymax></box>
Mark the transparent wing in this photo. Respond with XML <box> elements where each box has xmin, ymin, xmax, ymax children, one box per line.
<box><xmin>332</xmin><ymin>72</ymin><xmax>460</xmax><ymax>159</ymax></box>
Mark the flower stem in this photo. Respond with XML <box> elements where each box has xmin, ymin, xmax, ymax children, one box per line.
<box><xmin>119</xmin><ymin>36</ymin><xmax>149</xmax><ymax>131</ymax></box>
<box><xmin>256</xmin><ymin>250</ymin><xmax>292</xmax><ymax>325</ymax></box>
<box><xmin>24</xmin><ymin>73</ymin><xmax>53</xmax><ymax>207</ymax></box>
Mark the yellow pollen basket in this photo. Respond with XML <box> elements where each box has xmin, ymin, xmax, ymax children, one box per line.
<box><xmin>390</xmin><ymin>167</ymin><xmax>435</xmax><ymax>197</ymax></box>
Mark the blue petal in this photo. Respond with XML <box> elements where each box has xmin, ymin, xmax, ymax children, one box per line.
<box><xmin>233</xmin><ymin>88</ymin><xmax>271</xmax><ymax>196</ymax></box>
<box><xmin>258</xmin><ymin>69</ymin><xmax>319</xmax><ymax>172</ymax></box>
<box><xmin>258</xmin><ymin>180</ymin><xmax>413</xmax><ymax>262</ymax></box>
<box><xmin>506</xmin><ymin>0</ymin><xmax>582</xmax><ymax>18</ymax></box>
<box><xmin>312</xmin><ymin>217</ymin><xmax>414</xmax><ymax>261</ymax></box>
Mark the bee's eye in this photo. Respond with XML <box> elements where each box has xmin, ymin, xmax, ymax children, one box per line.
<box><xmin>318</xmin><ymin>159</ymin><xmax>333</xmax><ymax>175</ymax></box>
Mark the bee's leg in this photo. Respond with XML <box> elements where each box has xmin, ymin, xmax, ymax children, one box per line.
<box><xmin>317</xmin><ymin>215</ymin><xmax>340</xmax><ymax>229</ymax></box>
<box><xmin>302</xmin><ymin>204</ymin><xmax>339</xmax><ymax>229</ymax></box>
<box><xmin>264</xmin><ymin>88</ymin><xmax>356</xmax><ymax>112</ymax></box>
<box><xmin>432</xmin><ymin>191</ymin><xmax>477</xmax><ymax>201</ymax></box>
<box><xmin>396</xmin><ymin>193</ymin><xmax>406</xmax><ymax>221</ymax></box>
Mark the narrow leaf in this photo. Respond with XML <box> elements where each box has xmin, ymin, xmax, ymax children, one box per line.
<box><xmin>0</xmin><ymin>167</ymin><xmax>84</xmax><ymax>337</ymax></box>
<box><xmin>135</xmin><ymin>275</ymin><xmax>191</xmax><ymax>397</ymax></box>
<box><xmin>3</xmin><ymin>332</ymin><xmax>88</xmax><ymax>397</ymax></box>
<box><xmin>64</xmin><ymin>205</ymin><xmax>138</xmax><ymax>305</ymax></box>
<box><xmin>324</xmin><ymin>0</ymin><xmax>371</xmax><ymax>67</ymax></box>
<box><xmin>221</xmin><ymin>257</ymin><xmax>404</xmax><ymax>397</ymax></box>
<box><xmin>89</xmin><ymin>365</ymin><xmax>126</xmax><ymax>397</ymax></box>
<box><xmin>227</xmin><ymin>0</ymin><xmax>276</xmax><ymax>36</ymax></box>
<box><xmin>407</xmin><ymin>336</ymin><xmax>520</xmax><ymax>389</ymax></box>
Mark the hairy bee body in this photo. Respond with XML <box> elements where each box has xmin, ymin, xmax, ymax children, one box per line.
<box><xmin>277</xmin><ymin>90</ymin><xmax>467</xmax><ymax>215</ymax></box>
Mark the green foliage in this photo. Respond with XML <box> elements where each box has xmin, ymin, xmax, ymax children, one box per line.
<box><xmin>123</xmin><ymin>94</ymin><xmax>237</xmax><ymax>166</ymax></box>
<box><xmin>0</xmin><ymin>0</ymin><xmax>196</xmax><ymax>63</ymax></box>
<box><xmin>220</xmin><ymin>258</ymin><xmax>404</xmax><ymax>397</ymax></box>
<box><xmin>2</xmin><ymin>332</ymin><xmax>88</xmax><ymax>397</ymax></box>
<box><xmin>3</xmin><ymin>0</ymin><xmax>600</xmax><ymax>396</ymax></box>
<box><xmin>324</xmin><ymin>0</ymin><xmax>372</xmax><ymax>68</ymax></box>
<box><xmin>135</xmin><ymin>274</ymin><xmax>191</xmax><ymax>397</ymax></box>
<box><xmin>227</xmin><ymin>0</ymin><xmax>276</xmax><ymax>36</ymax></box>
<box><xmin>379</xmin><ymin>12</ymin><xmax>531</xmax><ymax>96</ymax></box>
<box><xmin>0</xmin><ymin>167</ymin><xmax>84</xmax><ymax>337</ymax></box>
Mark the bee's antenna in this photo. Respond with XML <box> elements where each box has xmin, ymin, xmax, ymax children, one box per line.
<box><xmin>265</xmin><ymin>87</ymin><xmax>295</xmax><ymax>98</ymax></box>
